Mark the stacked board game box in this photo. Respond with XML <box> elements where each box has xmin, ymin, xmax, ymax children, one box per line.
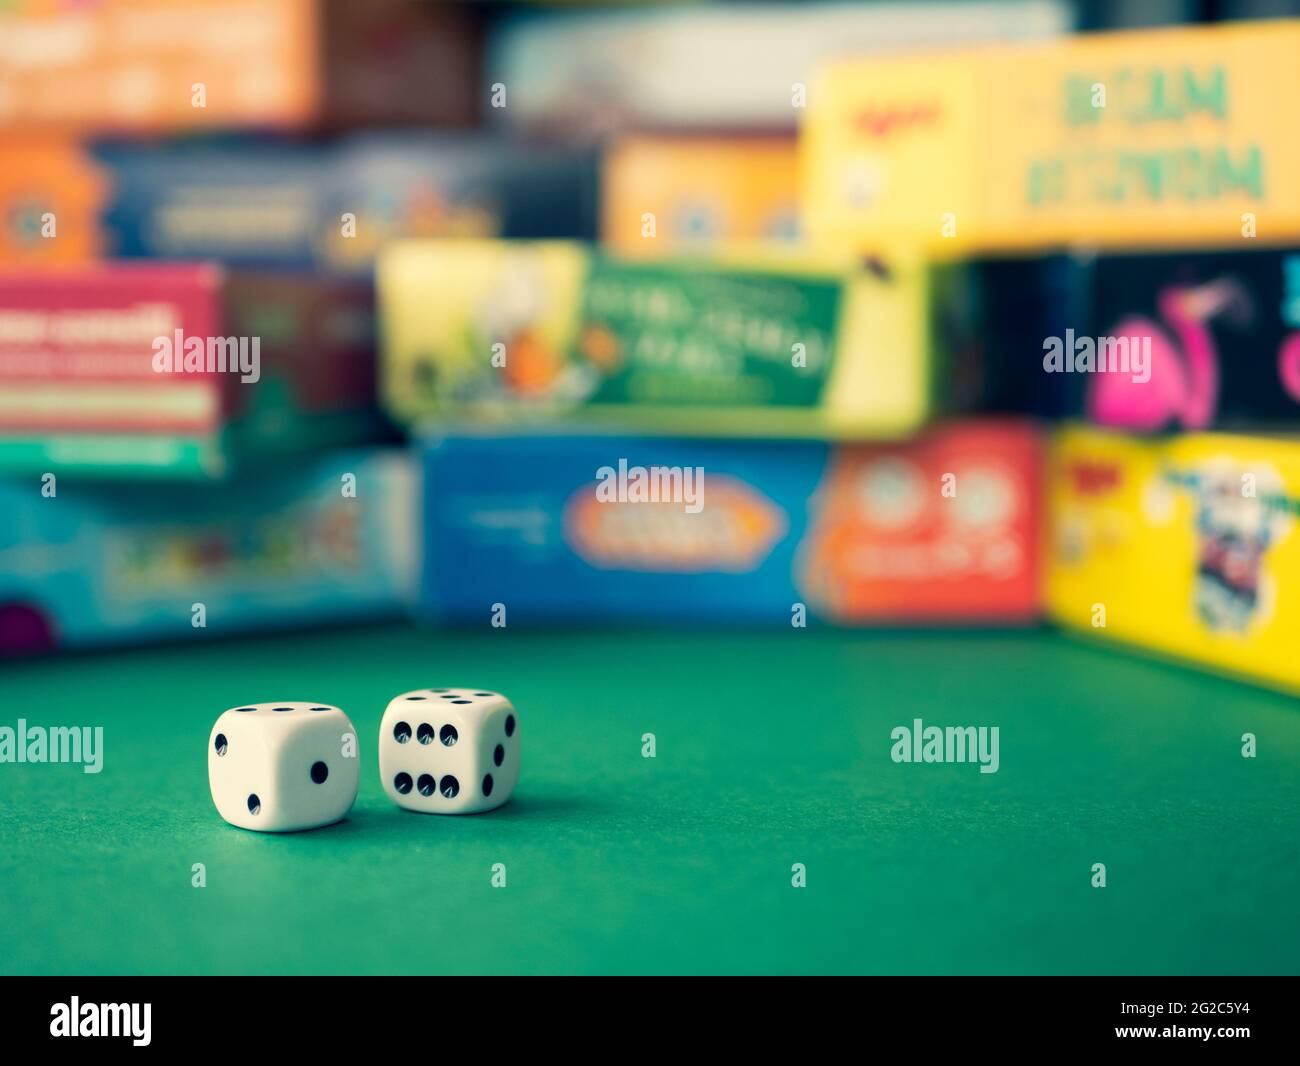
<box><xmin>418</xmin><ymin>421</ymin><xmax>1042</xmax><ymax>626</ymax></box>
<box><xmin>0</xmin><ymin>449</ymin><xmax>414</xmax><ymax>656</ymax></box>
<box><xmin>0</xmin><ymin>263</ymin><xmax>384</xmax><ymax>478</ymax></box>
<box><xmin>0</xmin><ymin>135</ymin><xmax>599</xmax><ymax>271</ymax></box>
<box><xmin>487</xmin><ymin>0</ymin><xmax>1069</xmax><ymax>133</ymax></box>
<box><xmin>946</xmin><ymin>245</ymin><xmax>1300</xmax><ymax>426</ymax></box>
<box><xmin>1079</xmin><ymin>246</ymin><xmax>1300</xmax><ymax>431</ymax></box>
<box><xmin>804</xmin><ymin>20</ymin><xmax>1300</xmax><ymax>252</ymax></box>
<box><xmin>0</xmin><ymin>0</ymin><xmax>479</xmax><ymax>133</ymax></box>
<box><xmin>1048</xmin><ymin>424</ymin><xmax>1300</xmax><ymax>694</ymax></box>
<box><xmin>379</xmin><ymin>240</ymin><xmax>976</xmax><ymax>439</ymax></box>
<box><xmin>601</xmin><ymin>135</ymin><xmax>800</xmax><ymax>254</ymax></box>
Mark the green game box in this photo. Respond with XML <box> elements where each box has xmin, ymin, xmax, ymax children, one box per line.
<box><xmin>379</xmin><ymin>240</ymin><xmax>971</xmax><ymax>439</ymax></box>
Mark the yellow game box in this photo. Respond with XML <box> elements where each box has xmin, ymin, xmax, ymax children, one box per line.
<box><xmin>1048</xmin><ymin>424</ymin><xmax>1300</xmax><ymax>694</ymax></box>
<box><xmin>804</xmin><ymin>20</ymin><xmax>1300</xmax><ymax>253</ymax></box>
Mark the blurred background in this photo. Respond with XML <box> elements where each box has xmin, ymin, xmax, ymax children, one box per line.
<box><xmin>2</xmin><ymin>0</ymin><xmax>1300</xmax><ymax>696</ymax></box>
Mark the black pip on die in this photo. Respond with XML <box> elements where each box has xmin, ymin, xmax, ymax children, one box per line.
<box><xmin>208</xmin><ymin>702</ymin><xmax>360</xmax><ymax>832</ymax></box>
<box><xmin>380</xmin><ymin>688</ymin><xmax>520</xmax><ymax>814</ymax></box>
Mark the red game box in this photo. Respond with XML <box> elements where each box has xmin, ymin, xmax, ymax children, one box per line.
<box><xmin>0</xmin><ymin>262</ymin><xmax>384</xmax><ymax>478</ymax></box>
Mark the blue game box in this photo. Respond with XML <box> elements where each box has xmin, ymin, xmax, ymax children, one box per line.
<box><xmin>418</xmin><ymin>424</ymin><xmax>1044</xmax><ymax>626</ymax></box>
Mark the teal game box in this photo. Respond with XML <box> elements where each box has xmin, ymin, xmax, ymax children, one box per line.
<box><xmin>0</xmin><ymin>449</ymin><xmax>415</xmax><ymax>656</ymax></box>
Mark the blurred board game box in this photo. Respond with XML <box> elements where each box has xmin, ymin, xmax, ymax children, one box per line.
<box><xmin>0</xmin><ymin>0</ymin><xmax>478</xmax><ymax>133</ymax></box>
<box><xmin>804</xmin><ymin>20</ymin><xmax>1300</xmax><ymax>252</ymax></box>
<box><xmin>948</xmin><ymin>246</ymin><xmax>1300</xmax><ymax>428</ymax></box>
<box><xmin>1048</xmin><ymin>424</ymin><xmax>1300</xmax><ymax>695</ymax></box>
<box><xmin>0</xmin><ymin>449</ymin><xmax>415</xmax><ymax>657</ymax></box>
<box><xmin>0</xmin><ymin>135</ymin><xmax>598</xmax><ymax>273</ymax></box>
<box><xmin>964</xmin><ymin>254</ymin><xmax>1083</xmax><ymax>419</ymax></box>
<box><xmin>418</xmin><ymin>422</ymin><xmax>1043</xmax><ymax>625</ymax></box>
<box><xmin>1081</xmin><ymin>246</ymin><xmax>1300</xmax><ymax>431</ymax></box>
<box><xmin>379</xmin><ymin>240</ymin><xmax>969</xmax><ymax>439</ymax></box>
<box><xmin>602</xmin><ymin>135</ymin><xmax>799</xmax><ymax>254</ymax></box>
<box><xmin>487</xmin><ymin>1</ymin><xmax>1069</xmax><ymax>133</ymax></box>
<box><xmin>0</xmin><ymin>263</ymin><xmax>386</xmax><ymax>479</ymax></box>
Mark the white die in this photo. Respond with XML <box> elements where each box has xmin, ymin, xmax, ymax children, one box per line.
<box><xmin>208</xmin><ymin>702</ymin><xmax>359</xmax><ymax>832</ymax></box>
<box><xmin>379</xmin><ymin>688</ymin><xmax>520</xmax><ymax>814</ymax></box>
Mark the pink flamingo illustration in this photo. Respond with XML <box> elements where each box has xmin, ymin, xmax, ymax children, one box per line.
<box><xmin>1087</xmin><ymin>280</ymin><xmax>1246</xmax><ymax>432</ymax></box>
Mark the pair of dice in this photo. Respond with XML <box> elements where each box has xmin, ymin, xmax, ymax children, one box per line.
<box><xmin>207</xmin><ymin>687</ymin><xmax>520</xmax><ymax>832</ymax></box>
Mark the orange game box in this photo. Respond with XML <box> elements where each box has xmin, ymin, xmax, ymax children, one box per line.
<box><xmin>0</xmin><ymin>0</ymin><xmax>479</xmax><ymax>133</ymax></box>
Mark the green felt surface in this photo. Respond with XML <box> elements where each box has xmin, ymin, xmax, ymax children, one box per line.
<box><xmin>1</xmin><ymin>623</ymin><xmax>1297</xmax><ymax>975</ymax></box>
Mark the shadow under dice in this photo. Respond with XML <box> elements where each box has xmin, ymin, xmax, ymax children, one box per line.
<box><xmin>208</xmin><ymin>702</ymin><xmax>360</xmax><ymax>832</ymax></box>
<box><xmin>380</xmin><ymin>688</ymin><xmax>520</xmax><ymax>814</ymax></box>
